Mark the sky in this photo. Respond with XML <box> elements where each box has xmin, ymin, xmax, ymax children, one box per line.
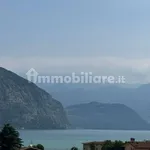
<box><xmin>0</xmin><ymin>0</ymin><xmax>150</xmax><ymax>83</ymax></box>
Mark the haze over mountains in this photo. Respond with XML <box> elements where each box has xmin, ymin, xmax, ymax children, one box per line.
<box><xmin>1</xmin><ymin>0</ymin><xmax>150</xmax><ymax>132</ymax></box>
<box><xmin>66</xmin><ymin>102</ymin><xmax>150</xmax><ymax>130</ymax></box>
<box><xmin>0</xmin><ymin>67</ymin><xmax>150</xmax><ymax>130</ymax></box>
<box><xmin>40</xmin><ymin>83</ymin><xmax>150</xmax><ymax>122</ymax></box>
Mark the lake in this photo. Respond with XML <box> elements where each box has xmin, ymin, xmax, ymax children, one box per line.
<box><xmin>19</xmin><ymin>130</ymin><xmax>150</xmax><ymax>150</ymax></box>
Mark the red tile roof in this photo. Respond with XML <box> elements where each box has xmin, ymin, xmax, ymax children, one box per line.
<box><xmin>83</xmin><ymin>140</ymin><xmax>150</xmax><ymax>149</ymax></box>
<box><xmin>129</xmin><ymin>141</ymin><xmax>150</xmax><ymax>149</ymax></box>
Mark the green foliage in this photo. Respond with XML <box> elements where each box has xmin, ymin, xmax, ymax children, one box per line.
<box><xmin>90</xmin><ymin>143</ymin><xmax>96</xmax><ymax>150</ymax></box>
<box><xmin>113</xmin><ymin>141</ymin><xmax>124</xmax><ymax>148</ymax></box>
<box><xmin>0</xmin><ymin>124</ymin><xmax>23</xmax><ymax>150</ymax></box>
<box><xmin>70</xmin><ymin>147</ymin><xmax>78</xmax><ymax>150</ymax></box>
<box><xmin>102</xmin><ymin>140</ymin><xmax>113</xmax><ymax>150</ymax></box>
<box><xmin>102</xmin><ymin>140</ymin><xmax>124</xmax><ymax>150</ymax></box>
<box><xmin>36</xmin><ymin>144</ymin><xmax>44</xmax><ymax>150</ymax></box>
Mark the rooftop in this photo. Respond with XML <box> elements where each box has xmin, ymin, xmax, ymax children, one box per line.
<box><xmin>128</xmin><ymin>141</ymin><xmax>150</xmax><ymax>148</ymax></box>
<box><xmin>83</xmin><ymin>140</ymin><xmax>150</xmax><ymax>148</ymax></box>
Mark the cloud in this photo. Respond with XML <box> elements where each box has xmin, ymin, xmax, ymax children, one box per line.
<box><xmin>1</xmin><ymin>56</ymin><xmax>150</xmax><ymax>83</ymax></box>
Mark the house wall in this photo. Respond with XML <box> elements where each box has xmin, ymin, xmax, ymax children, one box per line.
<box><xmin>125</xmin><ymin>144</ymin><xmax>135</xmax><ymax>150</ymax></box>
<box><xmin>96</xmin><ymin>144</ymin><xmax>102</xmax><ymax>150</ymax></box>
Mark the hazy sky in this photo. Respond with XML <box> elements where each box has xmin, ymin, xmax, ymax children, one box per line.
<box><xmin>1</xmin><ymin>0</ymin><xmax>150</xmax><ymax>82</ymax></box>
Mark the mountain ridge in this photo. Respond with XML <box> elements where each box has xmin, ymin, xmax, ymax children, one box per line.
<box><xmin>0</xmin><ymin>67</ymin><xmax>69</xmax><ymax>129</ymax></box>
<box><xmin>66</xmin><ymin>102</ymin><xmax>150</xmax><ymax>130</ymax></box>
<box><xmin>42</xmin><ymin>83</ymin><xmax>150</xmax><ymax>122</ymax></box>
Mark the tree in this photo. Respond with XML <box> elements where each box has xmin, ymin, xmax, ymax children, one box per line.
<box><xmin>113</xmin><ymin>141</ymin><xmax>124</xmax><ymax>148</ymax></box>
<box><xmin>113</xmin><ymin>141</ymin><xmax>124</xmax><ymax>150</ymax></box>
<box><xmin>102</xmin><ymin>140</ymin><xmax>113</xmax><ymax>150</ymax></box>
<box><xmin>90</xmin><ymin>143</ymin><xmax>96</xmax><ymax>150</ymax></box>
<box><xmin>70</xmin><ymin>147</ymin><xmax>78</xmax><ymax>150</ymax></box>
<box><xmin>0</xmin><ymin>124</ymin><xmax>23</xmax><ymax>150</ymax></box>
<box><xmin>102</xmin><ymin>140</ymin><xmax>124</xmax><ymax>150</ymax></box>
<box><xmin>36</xmin><ymin>144</ymin><xmax>44</xmax><ymax>150</ymax></box>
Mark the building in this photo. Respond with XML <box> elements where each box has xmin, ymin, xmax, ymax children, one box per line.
<box><xmin>125</xmin><ymin>141</ymin><xmax>150</xmax><ymax>150</ymax></box>
<box><xmin>83</xmin><ymin>139</ymin><xmax>150</xmax><ymax>150</ymax></box>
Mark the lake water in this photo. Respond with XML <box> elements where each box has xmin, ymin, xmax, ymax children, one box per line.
<box><xmin>19</xmin><ymin>130</ymin><xmax>150</xmax><ymax>150</ymax></box>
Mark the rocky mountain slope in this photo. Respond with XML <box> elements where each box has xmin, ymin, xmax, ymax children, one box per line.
<box><xmin>0</xmin><ymin>67</ymin><xmax>69</xmax><ymax>129</ymax></box>
<box><xmin>66</xmin><ymin>102</ymin><xmax>150</xmax><ymax>130</ymax></box>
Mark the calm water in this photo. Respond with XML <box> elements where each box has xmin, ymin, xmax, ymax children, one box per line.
<box><xmin>19</xmin><ymin>130</ymin><xmax>150</xmax><ymax>150</ymax></box>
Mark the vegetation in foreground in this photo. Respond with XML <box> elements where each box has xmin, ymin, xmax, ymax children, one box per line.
<box><xmin>101</xmin><ymin>140</ymin><xmax>124</xmax><ymax>150</ymax></box>
<box><xmin>0</xmin><ymin>124</ymin><xmax>23</xmax><ymax>150</ymax></box>
<box><xmin>0</xmin><ymin>124</ymin><xmax>79</xmax><ymax>150</ymax></box>
<box><xmin>0</xmin><ymin>123</ymin><xmax>127</xmax><ymax>150</ymax></box>
<box><xmin>0</xmin><ymin>124</ymin><xmax>45</xmax><ymax>150</ymax></box>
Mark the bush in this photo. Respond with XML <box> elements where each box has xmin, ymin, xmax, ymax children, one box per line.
<box><xmin>36</xmin><ymin>144</ymin><xmax>44</xmax><ymax>150</ymax></box>
<box><xmin>71</xmin><ymin>147</ymin><xmax>78</xmax><ymax>150</ymax></box>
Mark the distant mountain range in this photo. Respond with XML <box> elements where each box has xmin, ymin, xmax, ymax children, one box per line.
<box><xmin>66</xmin><ymin>102</ymin><xmax>150</xmax><ymax>130</ymax></box>
<box><xmin>0</xmin><ymin>67</ymin><xmax>69</xmax><ymax>129</ymax></box>
<box><xmin>0</xmin><ymin>67</ymin><xmax>150</xmax><ymax>130</ymax></box>
<box><xmin>40</xmin><ymin>83</ymin><xmax>150</xmax><ymax>122</ymax></box>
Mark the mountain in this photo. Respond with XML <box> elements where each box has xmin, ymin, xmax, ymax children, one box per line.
<box><xmin>66</xmin><ymin>102</ymin><xmax>150</xmax><ymax>130</ymax></box>
<box><xmin>0</xmin><ymin>67</ymin><xmax>69</xmax><ymax>129</ymax></box>
<box><xmin>40</xmin><ymin>83</ymin><xmax>150</xmax><ymax>122</ymax></box>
